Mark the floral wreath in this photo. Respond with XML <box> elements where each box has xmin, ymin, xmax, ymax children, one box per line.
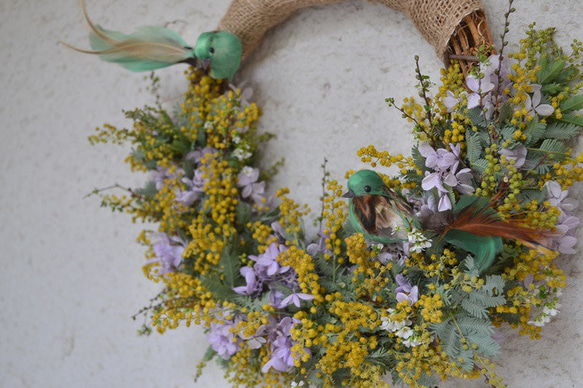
<box><xmin>79</xmin><ymin>0</ymin><xmax>583</xmax><ymax>387</ymax></box>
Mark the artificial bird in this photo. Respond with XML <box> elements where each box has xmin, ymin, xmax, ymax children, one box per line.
<box><xmin>62</xmin><ymin>1</ymin><xmax>242</xmax><ymax>80</ymax></box>
<box><xmin>343</xmin><ymin>169</ymin><xmax>548</xmax><ymax>273</ymax></box>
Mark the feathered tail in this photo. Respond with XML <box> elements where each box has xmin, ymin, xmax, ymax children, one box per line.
<box><xmin>441</xmin><ymin>195</ymin><xmax>551</xmax><ymax>273</ymax></box>
<box><xmin>61</xmin><ymin>1</ymin><xmax>196</xmax><ymax>72</ymax></box>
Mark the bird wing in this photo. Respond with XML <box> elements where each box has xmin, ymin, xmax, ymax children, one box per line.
<box><xmin>352</xmin><ymin>195</ymin><xmax>409</xmax><ymax>242</ymax></box>
<box><xmin>352</xmin><ymin>195</ymin><xmax>378</xmax><ymax>234</ymax></box>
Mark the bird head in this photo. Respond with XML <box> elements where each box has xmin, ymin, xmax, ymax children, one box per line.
<box><xmin>342</xmin><ymin>169</ymin><xmax>387</xmax><ymax>198</ymax></box>
<box><xmin>194</xmin><ymin>31</ymin><xmax>242</xmax><ymax>80</ymax></box>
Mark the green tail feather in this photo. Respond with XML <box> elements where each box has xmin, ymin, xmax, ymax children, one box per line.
<box><xmin>443</xmin><ymin>229</ymin><xmax>503</xmax><ymax>273</ymax></box>
<box><xmin>89</xmin><ymin>25</ymin><xmax>195</xmax><ymax>72</ymax></box>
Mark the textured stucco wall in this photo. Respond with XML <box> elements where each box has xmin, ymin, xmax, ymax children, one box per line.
<box><xmin>1</xmin><ymin>0</ymin><xmax>582</xmax><ymax>387</ymax></box>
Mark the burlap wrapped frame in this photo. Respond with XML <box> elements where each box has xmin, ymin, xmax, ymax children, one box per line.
<box><xmin>218</xmin><ymin>0</ymin><xmax>494</xmax><ymax>75</ymax></box>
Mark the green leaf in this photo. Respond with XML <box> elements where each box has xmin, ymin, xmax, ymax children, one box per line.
<box><xmin>169</xmin><ymin>139</ymin><xmax>188</xmax><ymax>154</ymax></box>
<box><xmin>537</xmin><ymin>56</ymin><xmax>565</xmax><ymax>84</ymax></box>
<box><xmin>235</xmin><ymin>202</ymin><xmax>252</xmax><ymax>225</ymax></box>
<box><xmin>539</xmin><ymin>138</ymin><xmax>567</xmax><ymax>157</ymax></box>
<box><xmin>543</xmin><ymin>122</ymin><xmax>581</xmax><ymax>140</ymax></box>
<box><xmin>471</xmin><ymin>159</ymin><xmax>489</xmax><ymax>175</ymax></box>
<box><xmin>559</xmin><ymin>95</ymin><xmax>583</xmax><ymax>113</ymax></box>
<box><xmin>135</xmin><ymin>180</ymin><xmax>158</xmax><ymax>199</ymax></box>
<box><xmin>558</xmin><ymin>113</ymin><xmax>583</xmax><ymax>127</ymax></box>
<box><xmin>468</xmin><ymin>107</ymin><xmax>486</xmax><ymax>128</ymax></box>
<box><xmin>465</xmin><ymin>132</ymin><xmax>483</xmax><ymax>164</ymax></box>
<box><xmin>515</xmin><ymin>189</ymin><xmax>545</xmax><ymax>204</ymax></box>
<box><xmin>202</xmin><ymin>346</ymin><xmax>217</xmax><ymax>362</ymax></box>
<box><xmin>524</xmin><ymin>118</ymin><xmax>546</xmax><ymax>145</ymax></box>
<box><xmin>411</xmin><ymin>145</ymin><xmax>426</xmax><ymax>171</ymax></box>
<box><xmin>497</xmin><ymin>103</ymin><xmax>513</xmax><ymax>124</ymax></box>
<box><xmin>219</xmin><ymin>248</ymin><xmax>241</xmax><ymax>289</ymax></box>
<box><xmin>541</xmin><ymin>83</ymin><xmax>562</xmax><ymax>95</ymax></box>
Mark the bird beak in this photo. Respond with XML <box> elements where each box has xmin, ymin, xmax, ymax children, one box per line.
<box><xmin>342</xmin><ymin>190</ymin><xmax>355</xmax><ymax>198</ymax></box>
<box><xmin>200</xmin><ymin>58</ymin><xmax>211</xmax><ymax>70</ymax></box>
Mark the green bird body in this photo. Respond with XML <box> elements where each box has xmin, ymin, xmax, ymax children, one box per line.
<box><xmin>64</xmin><ymin>2</ymin><xmax>242</xmax><ymax>80</ymax></box>
<box><xmin>343</xmin><ymin>170</ymin><xmax>547</xmax><ymax>273</ymax></box>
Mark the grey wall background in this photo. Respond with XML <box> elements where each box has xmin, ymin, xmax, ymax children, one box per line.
<box><xmin>1</xmin><ymin>0</ymin><xmax>581</xmax><ymax>387</ymax></box>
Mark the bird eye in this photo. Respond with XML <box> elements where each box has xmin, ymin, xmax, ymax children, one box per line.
<box><xmin>209</xmin><ymin>47</ymin><xmax>215</xmax><ymax>54</ymax></box>
<box><xmin>364</xmin><ymin>185</ymin><xmax>371</xmax><ymax>193</ymax></box>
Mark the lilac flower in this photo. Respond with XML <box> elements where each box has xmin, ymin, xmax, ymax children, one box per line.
<box><xmin>268</xmin><ymin>288</ymin><xmax>286</xmax><ymax>309</ymax></box>
<box><xmin>465</xmin><ymin>54</ymin><xmax>511</xmax><ymax>114</ymax></box>
<box><xmin>252</xmin><ymin>243</ymin><xmax>290</xmax><ymax>278</ymax></box>
<box><xmin>443</xmin><ymin>90</ymin><xmax>460</xmax><ymax>112</ymax></box>
<box><xmin>175</xmin><ymin>168</ymin><xmax>206</xmax><ymax>207</ymax></box>
<box><xmin>306</xmin><ymin>229</ymin><xmax>331</xmax><ymax>257</ymax></box>
<box><xmin>146</xmin><ymin>233</ymin><xmax>185</xmax><ymax>274</ymax></box>
<box><xmin>418</xmin><ymin>143</ymin><xmax>474</xmax><ymax>211</ymax></box>
<box><xmin>466</xmin><ymin>74</ymin><xmax>495</xmax><ymax>110</ymax></box>
<box><xmin>186</xmin><ymin>146</ymin><xmax>218</xmax><ymax>165</ymax></box>
<box><xmin>395</xmin><ymin>274</ymin><xmax>419</xmax><ymax>305</ymax></box>
<box><xmin>207</xmin><ymin>316</ymin><xmax>241</xmax><ymax>359</ymax></box>
<box><xmin>455</xmin><ymin>168</ymin><xmax>475</xmax><ymax>194</ymax></box>
<box><xmin>418</xmin><ymin>143</ymin><xmax>459</xmax><ymax>171</ymax></box>
<box><xmin>233</xmin><ymin>243</ymin><xmax>292</xmax><ymax>297</ymax></box>
<box><xmin>233</xmin><ymin>267</ymin><xmax>260</xmax><ymax>295</ymax></box>
<box><xmin>260</xmin><ymin>317</ymin><xmax>303</xmax><ymax>373</ymax></box>
<box><xmin>545</xmin><ymin>181</ymin><xmax>580</xmax><ymax>254</ymax></box>
<box><xmin>237</xmin><ymin>166</ymin><xmax>267</xmax><ymax>205</ymax></box>
<box><xmin>151</xmin><ymin>166</ymin><xmax>177</xmax><ymax>190</ymax></box>
<box><xmin>270</xmin><ymin>221</ymin><xmax>287</xmax><ymax>243</ymax></box>
<box><xmin>499</xmin><ymin>145</ymin><xmax>527</xmax><ymax>169</ymax></box>
<box><xmin>546</xmin><ymin>181</ymin><xmax>578</xmax><ymax>213</ymax></box>
<box><xmin>280</xmin><ymin>290</ymin><xmax>314</xmax><ymax>308</ymax></box>
<box><xmin>525</xmin><ymin>84</ymin><xmax>554</xmax><ymax>117</ymax></box>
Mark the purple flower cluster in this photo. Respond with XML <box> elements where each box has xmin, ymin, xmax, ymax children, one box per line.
<box><xmin>466</xmin><ymin>55</ymin><xmax>511</xmax><ymax>116</ymax></box>
<box><xmin>546</xmin><ymin>181</ymin><xmax>580</xmax><ymax>254</ymax></box>
<box><xmin>146</xmin><ymin>232</ymin><xmax>185</xmax><ymax>274</ymax></box>
<box><xmin>174</xmin><ymin>147</ymin><xmax>218</xmax><ymax>207</ymax></box>
<box><xmin>418</xmin><ymin>143</ymin><xmax>474</xmax><ymax>211</ymax></box>
<box><xmin>256</xmin><ymin>316</ymin><xmax>303</xmax><ymax>373</ymax></box>
<box><xmin>233</xmin><ymin>242</ymin><xmax>313</xmax><ymax>309</ymax></box>
<box><xmin>207</xmin><ymin>315</ymin><xmax>242</xmax><ymax>359</ymax></box>
<box><xmin>446</xmin><ymin>54</ymin><xmax>554</xmax><ymax>120</ymax></box>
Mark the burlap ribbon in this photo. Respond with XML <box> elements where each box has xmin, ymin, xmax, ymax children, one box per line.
<box><xmin>218</xmin><ymin>0</ymin><xmax>489</xmax><ymax>64</ymax></box>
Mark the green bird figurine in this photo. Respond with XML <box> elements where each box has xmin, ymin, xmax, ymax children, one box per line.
<box><xmin>63</xmin><ymin>1</ymin><xmax>242</xmax><ymax>80</ymax></box>
<box><xmin>342</xmin><ymin>169</ymin><xmax>414</xmax><ymax>244</ymax></box>
<box><xmin>343</xmin><ymin>170</ymin><xmax>548</xmax><ymax>273</ymax></box>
